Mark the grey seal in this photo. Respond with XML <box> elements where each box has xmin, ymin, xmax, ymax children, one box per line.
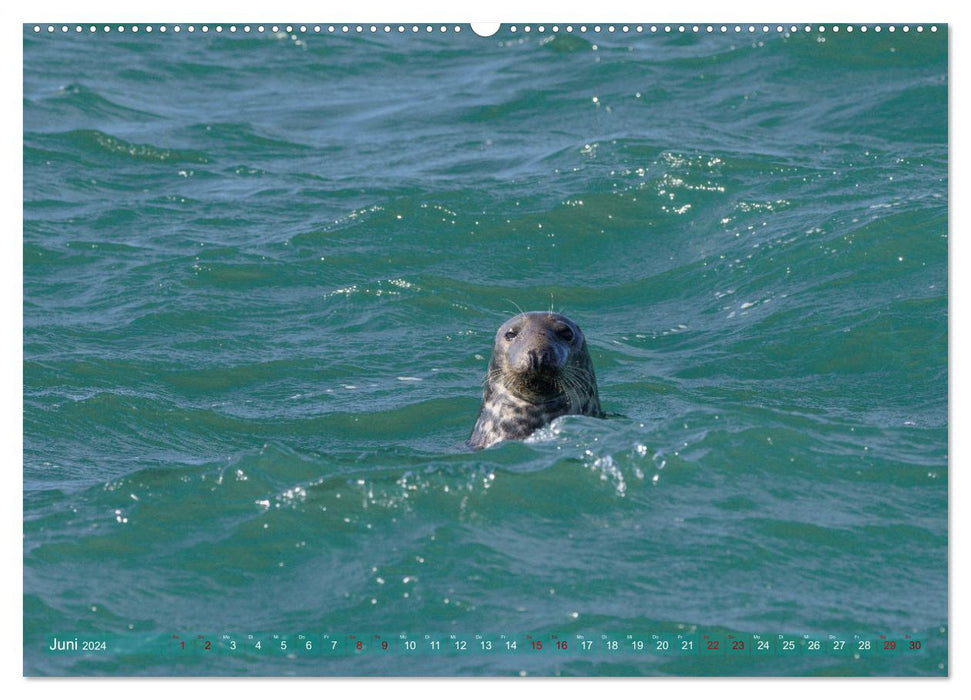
<box><xmin>468</xmin><ymin>311</ymin><xmax>603</xmax><ymax>449</ymax></box>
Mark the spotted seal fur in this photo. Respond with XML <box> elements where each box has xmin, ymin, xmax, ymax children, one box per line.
<box><xmin>468</xmin><ymin>311</ymin><xmax>603</xmax><ymax>449</ymax></box>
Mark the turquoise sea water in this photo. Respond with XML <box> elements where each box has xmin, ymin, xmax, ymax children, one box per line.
<box><xmin>23</xmin><ymin>24</ymin><xmax>947</xmax><ymax>676</ymax></box>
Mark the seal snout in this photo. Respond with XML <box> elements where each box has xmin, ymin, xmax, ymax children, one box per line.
<box><xmin>526</xmin><ymin>347</ymin><xmax>556</xmax><ymax>372</ymax></box>
<box><xmin>512</xmin><ymin>334</ymin><xmax>565</xmax><ymax>379</ymax></box>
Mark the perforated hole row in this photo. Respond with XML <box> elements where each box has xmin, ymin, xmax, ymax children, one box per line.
<box><xmin>29</xmin><ymin>24</ymin><xmax>941</xmax><ymax>35</ymax></box>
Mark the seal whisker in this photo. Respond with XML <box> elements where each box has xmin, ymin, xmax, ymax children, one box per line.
<box><xmin>502</xmin><ymin>298</ymin><xmax>527</xmax><ymax>320</ymax></box>
<box><xmin>560</xmin><ymin>365</ymin><xmax>597</xmax><ymax>413</ymax></box>
<box><xmin>483</xmin><ymin>367</ymin><xmax>506</xmax><ymax>388</ymax></box>
<box><xmin>555</xmin><ymin>378</ymin><xmax>576</xmax><ymax>411</ymax></box>
<box><xmin>559</xmin><ymin>373</ymin><xmax>585</xmax><ymax>412</ymax></box>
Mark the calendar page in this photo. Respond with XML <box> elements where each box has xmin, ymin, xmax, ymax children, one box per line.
<box><xmin>22</xmin><ymin>20</ymin><xmax>948</xmax><ymax>677</ymax></box>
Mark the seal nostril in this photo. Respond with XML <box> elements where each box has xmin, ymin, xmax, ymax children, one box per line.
<box><xmin>526</xmin><ymin>349</ymin><xmax>540</xmax><ymax>370</ymax></box>
<box><xmin>525</xmin><ymin>347</ymin><xmax>557</xmax><ymax>371</ymax></box>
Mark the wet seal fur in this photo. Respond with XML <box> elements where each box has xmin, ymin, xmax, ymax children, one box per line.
<box><xmin>468</xmin><ymin>311</ymin><xmax>603</xmax><ymax>449</ymax></box>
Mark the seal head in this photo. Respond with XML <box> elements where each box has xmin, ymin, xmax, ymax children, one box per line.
<box><xmin>468</xmin><ymin>312</ymin><xmax>603</xmax><ymax>449</ymax></box>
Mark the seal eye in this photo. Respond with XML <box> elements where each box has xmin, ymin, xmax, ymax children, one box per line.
<box><xmin>557</xmin><ymin>326</ymin><xmax>575</xmax><ymax>342</ymax></box>
<box><xmin>504</xmin><ymin>330</ymin><xmax>518</xmax><ymax>341</ymax></box>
